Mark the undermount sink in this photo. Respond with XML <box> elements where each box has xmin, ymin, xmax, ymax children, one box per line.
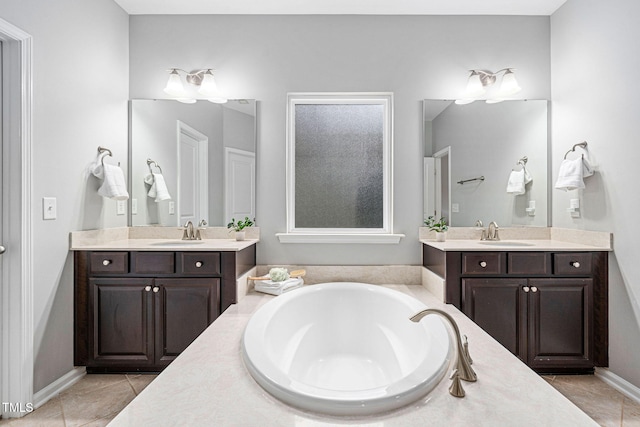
<box><xmin>150</xmin><ymin>240</ymin><xmax>206</xmax><ymax>246</ymax></box>
<box><xmin>479</xmin><ymin>241</ymin><xmax>535</xmax><ymax>247</ymax></box>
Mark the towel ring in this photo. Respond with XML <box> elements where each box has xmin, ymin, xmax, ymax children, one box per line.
<box><xmin>517</xmin><ymin>156</ymin><xmax>528</xmax><ymax>167</ymax></box>
<box><xmin>98</xmin><ymin>146</ymin><xmax>113</xmax><ymax>166</ymax></box>
<box><xmin>147</xmin><ymin>158</ymin><xmax>163</xmax><ymax>174</ymax></box>
<box><xmin>564</xmin><ymin>141</ymin><xmax>588</xmax><ymax>159</ymax></box>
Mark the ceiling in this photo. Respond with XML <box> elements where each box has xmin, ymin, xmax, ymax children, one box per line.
<box><xmin>113</xmin><ymin>0</ymin><xmax>567</xmax><ymax>16</ymax></box>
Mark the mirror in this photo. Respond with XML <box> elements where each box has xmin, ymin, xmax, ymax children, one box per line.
<box><xmin>129</xmin><ymin>99</ymin><xmax>256</xmax><ymax>227</ymax></box>
<box><xmin>423</xmin><ymin>100</ymin><xmax>548</xmax><ymax>227</ymax></box>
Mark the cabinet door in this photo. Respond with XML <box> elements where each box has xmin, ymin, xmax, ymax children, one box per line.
<box><xmin>527</xmin><ymin>278</ymin><xmax>593</xmax><ymax>370</ymax></box>
<box><xmin>154</xmin><ymin>278</ymin><xmax>221</xmax><ymax>365</ymax></box>
<box><xmin>462</xmin><ymin>278</ymin><xmax>528</xmax><ymax>360</ymax></box>
<box><xmin>89</xmin><ymin>278</ymin><xmax>154</xmax><ymax>366</ymax></box>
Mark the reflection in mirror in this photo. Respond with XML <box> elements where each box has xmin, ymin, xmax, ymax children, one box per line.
<box><xmin>129</xmin><ymin>99</ymin><xmax>256</xmax><ymax>227</ymax></box>
<box><xmin>423</xmin><ymin>100</ymin><xmax>548</xmax><ymax>227</ymax></box>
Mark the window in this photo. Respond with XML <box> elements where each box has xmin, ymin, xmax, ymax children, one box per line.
<box><xmin>277</xmin><ymin>93</ymin><xmax>403</xmax><ymax>243</ymax></box>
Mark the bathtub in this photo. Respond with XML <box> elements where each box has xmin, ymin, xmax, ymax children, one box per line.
<box><xmin>241</xmin><ymin>282</ymin><xmax>452</xmax><ymax>416</ymax></box>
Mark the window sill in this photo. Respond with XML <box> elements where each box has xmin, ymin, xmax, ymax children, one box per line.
<box><xmin>275</xmin><ymin>233</ymin><xmax>405</xmax><ymax>244</ymax></box>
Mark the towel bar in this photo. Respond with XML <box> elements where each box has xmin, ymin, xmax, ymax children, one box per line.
<box><xmin>563</xmin><ymin>141</ymin><xmax>588</xmax><ymax>159</ymax></box>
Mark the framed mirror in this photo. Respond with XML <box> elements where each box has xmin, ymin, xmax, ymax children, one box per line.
<box><xmin>423</xmin><ymin>100</ymin><xmax>549</xmax><ymax>227</ymax></box>
<box><xmin>129</xmin><ymin>99</ymin><xmax>256</xmax><ymax>227</ymax></box>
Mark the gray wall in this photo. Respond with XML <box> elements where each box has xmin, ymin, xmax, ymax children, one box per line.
<box><xmin>130</xmin><ymin>15</ymin><xmax>551</xmax><ymax>265</ymax></box>
<box><xmin>551</xmin><ymin>0</ymin><xmax>640</xmax><ymax>387</ymax></box>
<box><xmin>0</xmin><ymin>1</ymin><xmax>129</xmax><ymax>392</ymax></box>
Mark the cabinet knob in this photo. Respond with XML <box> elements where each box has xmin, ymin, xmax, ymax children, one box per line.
<box><xmin>195</xmin><ymin>261</ymin><xmax>203</xmax><ymax>268</ymax></box>
<box><xmin>102</xmin><ymin>259</ymin><xmax>111</xmax><ymax>266</ymax></box>
<box><xmin>531</xmin><ymin>286</ymin><xmax>538</xmax><ymax>293</ymax></box>
<box><xmin>523</xmin><ymin>286</ymin><xmax>530</xmax><ymax>293</ymax></box>
<box><xmin>153</xmin><ymin>286</ymin><xmax>160</xmax><ymax>293</ymax></box>
<box><xmin>479</xmin><ymin>261</ymin><xmax>487</xmax><ymax>268</ymax></box>
<box><xmin>145</xmin><ymin>286</ymin><xmax>151</xmax><ymax>292</ymax></box>
<box><xmin>571</xmin><ymin>261</ymin><xmax>581</xmax><ymax>268</ymax></box>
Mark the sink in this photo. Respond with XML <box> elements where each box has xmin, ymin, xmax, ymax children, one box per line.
<box><xmin>479</xmin><ymin>241</ymin><xmax>535</xmax><ymax>247</ymax></box>
<box><xmin>150</xmin><ymin>240</ymin><xmax>206</xmax><ymax>246</ymax></box>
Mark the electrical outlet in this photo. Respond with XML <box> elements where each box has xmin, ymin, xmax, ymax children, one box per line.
<box><xmin>116</xmin><ymin>200</ymin><xmax>126</xmax><ymax>215</ymax></box>
<box><xmin>132</xmin><ymin>198</ymin><xmax>138</xmax><ymax>215</ymax></box>
<box><xmin>43</xmin><ymin>197</ymin><xmax>57</xmax><ymax>220</ymax></box>
<box><xmin>452</xmin><ymin>203</ymin><xmax>459</xmax><ymax>213</ymax></box>
<box><xmin>169</xmin><ymin>201</ymin><xmax>175</xmax><ymax>215</ymax></box>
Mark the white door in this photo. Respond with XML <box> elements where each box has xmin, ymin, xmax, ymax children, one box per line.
<box><xmin>225</xmin><ymin>148</ymin><xmax>255</xmax><ymax>224</ymax></box>
<box><xmin>177</xmin><ymin>121</ymin><xmax>208</xmax><ymax>226</ymax></box>
<box><xmin>424</xmin><ymin>157</ymin><xmax>435</xmax><ymax>220</ymax></box>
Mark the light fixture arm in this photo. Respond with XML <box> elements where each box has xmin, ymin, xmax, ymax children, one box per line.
<box><xmin>471</xmin><ymin>68</ymin><xmax>516</xmax><ymax>87</ymax></box>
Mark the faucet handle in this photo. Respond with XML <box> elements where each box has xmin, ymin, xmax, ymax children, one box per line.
<box><xmin>198</xmin><ymin>219</ymin><xmax>208</xmax><ymax>228</ymax></box>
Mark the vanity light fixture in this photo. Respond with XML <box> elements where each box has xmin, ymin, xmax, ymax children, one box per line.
<box><xmin>455</xmin><ymin>68</ymin><xmax>521</xmax><ymax>105</ymax></box>
<box><xmin>163</xmin><ymin>68</ymin><xmax>228</xmax><ymax>104</ymax></box>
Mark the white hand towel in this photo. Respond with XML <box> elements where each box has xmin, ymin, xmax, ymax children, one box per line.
<box><xmin>254</xmin><ymin>278</ymin><xmax>304</xmax><ymax>296</ymax></box>
<box><xmin>144</xmin><ymin>173</ymin><xmax>172</xmax><ymax>202</ymax></box>
<box><xmin>555</xmin><ymin>156</ymin><xmax>592</xmax><ymax>191</ymax></box>
<box><xmin>98</xmin><ymin>163</ymin><xmax>129</xmax><ymax>200</ymax></box>
<box><xmin>506</xmin><ymin>168</ymin><xmax>533</xmax><ymax>195</ymax></box>
<box><xmin>90</xmin><ymin>153</ymin><xmax>105</xmax><ymax>179</ymax></box>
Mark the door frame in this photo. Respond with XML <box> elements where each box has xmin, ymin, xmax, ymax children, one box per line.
<box><xmin>176</xmin><ymin>121</ymin><xmax>208</xmax><ymax>226</ymax></box>
<box><xmin>0</xmin><ymin>18</ymin><xmax>34</xmax><ymax>418</ymax></box>
<box><xmin>433</xmin><ymin>146</ymin><xmax>451</xmax><ymax>224</ymax></box>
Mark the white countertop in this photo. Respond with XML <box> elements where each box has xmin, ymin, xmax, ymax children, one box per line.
<box><xmin>421</xmin><ymin>238</ymin><xmax>612</xmax><ymax>252</ymax></box>
<box><xmin>70</xmin><ymin>238</ymin><xmax>258</xmax><ymax>252</ymax></box>
<box><xmin>107</xmin><ymin>285</ymin><xmax>597</xmax><ymax>427</ymax></box>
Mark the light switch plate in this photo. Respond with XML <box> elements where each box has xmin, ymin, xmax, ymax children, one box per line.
<box><xmin>452</xmin><ymin>203</ymin><xmax>459</xmax><ymax>213</ymax></box>
<box><xmin>131</xmin><ymin>198</ymin><xmax>138</xmax><ymax>215</ymax></box>
<box><xmin>169</xmin><ymin>201</ymin><xmax>175</xmax><ymax>215</ymax></box>
<box><xmin>43</xmin><ymin>197</ymin><xmax>57</xmax><ymax>220</ymax></box>
<box><xmin>116</xmin><ymin>200</ymin><xmax>126</xmax><ymax>215</ymax></box>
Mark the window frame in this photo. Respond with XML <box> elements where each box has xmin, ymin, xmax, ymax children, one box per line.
<box><xmin>278</xmin><ymin>92</ymin><xmax>402</xmax><ymax>244</ymax></box>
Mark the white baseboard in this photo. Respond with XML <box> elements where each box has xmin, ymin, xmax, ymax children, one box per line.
<box><xmin>596</xmin><ymin>367</ymin><xmax>640</xmax><ymax>404</ymax></box>
<box><xmin>32</xmin><ymin>367</ymin><xmax>86</xmax><ymax>409</ymax></box>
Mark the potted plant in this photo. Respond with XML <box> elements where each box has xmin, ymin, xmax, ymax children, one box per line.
<box><xmin>227</xmin><ymin>217</ymin><xmax>255</xmax><ymax>241</ymax></box>
<box><xmin>424</xmin><ymin>216</ymin><xmax>448</xmax><ymax>242</ymax></box>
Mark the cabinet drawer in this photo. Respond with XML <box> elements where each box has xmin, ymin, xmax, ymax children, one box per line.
<box><xmin>89</xmin><ymin>252</ymin><xmax>128</xmax><ymax>274</ymax></box>
<box><xmin>179</xmin><ymin>252</ymin><xmax>221</xmax><ymax>275</ymax></box>
<box><xmin>462</xmin><ymin>252</ymin><xmax>506</xmax><ymax>275</ymax></box>
<box><xmin>554</xmin><ymin>253</ymin><xmax>592</xmax><ymax>275</ymax></box>
<box><xmin>132</xmin><ymin>252</ymin><xmax>175</xmax><ymax>274</ymax></box>
<box><xmin>508</xmin><ymin>252</ymin><xmax>551</xmax><ymax>275</ymax></box>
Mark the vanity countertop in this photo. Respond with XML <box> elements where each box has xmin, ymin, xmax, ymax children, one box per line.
<box><xmin>107</xmin><ymin>284</ymin><xmax>596</xmax><ymax>427</ymax></box>
<box><xmin>421</xmin><ymin>238</ymin><xmax>612</xmax><ymax>252</ymax></box>
<box><xmin>70</xmin><ymin>238</ymin><xmax>258</xmax><ymax>252</ymax></box>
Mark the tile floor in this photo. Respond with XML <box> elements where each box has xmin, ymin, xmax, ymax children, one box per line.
<box><xmin>1</xmin><ymin>373</ymin><xmax>639</xmax><ymax>426</ymax></box>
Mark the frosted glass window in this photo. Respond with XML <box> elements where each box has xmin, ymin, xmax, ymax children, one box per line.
<box><xmin>285</xmin><ymin>93</ymin><xmax>393</xmax><ymax>235</ymax></box>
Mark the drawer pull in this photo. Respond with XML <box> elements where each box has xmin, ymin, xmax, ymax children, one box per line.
<box><xmin>523</xmin><ymin>286</ymin><xmax>530</xmax><ymax>293</ymax></box>
<box><xmin>153</xmin><ymin>286</ymin><xmax>160</xmax><ymax>293</ymax></box>
<box><xmin>145</xmin><ymin>286</ymin><xmax>151</xmax><ymax>292</ymax></box>
<box><xmin>195</xmin><ymin>261</ymin><xmax>203</xmax><ymax>268</ymax></box>
<box><xmin>571</xmin><ymin>261</ymin><xmax>581</xmax><ymax>268</ymax></box>
<box><xmin>479</xmin><ymin>261</ymin><xmax>487</xmax><ymax>268</ymax></box>
<box><xmin>102</xmin><ymin>259</ymin><xmax>111</xmax><ymax>266</ymax></box>
<box><xmin>531</xmin><ymin>286</ymin><xmax>538</xmax><ymax>293</ymax></box>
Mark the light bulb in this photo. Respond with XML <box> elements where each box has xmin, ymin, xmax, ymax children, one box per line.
<box><xmin>198</xmin><ymin>70</ymin><xmax>228</xmax><ymax>103</ymax></box>
<box><xmin>498</xmin><ymin>69</ymin><xmax>521</xmax><ymax>96</ymax></box>
<box><xmin>163</xmin><ymin>69</ymin><xmax>185</xmax><ymax>97</ymax></box>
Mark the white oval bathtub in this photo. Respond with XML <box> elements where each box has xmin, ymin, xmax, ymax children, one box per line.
<box><xmin>242</xmin><ymin>282</ymin><xmax>452</xmax><ymax>416</ymax></box>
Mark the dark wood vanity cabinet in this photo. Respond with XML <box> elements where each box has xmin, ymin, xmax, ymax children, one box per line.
<box><xmin>424</xmin><ymin>245</ymin><xmax>608</xmax><ymax>373</ymax></box>
<box><xmin>75</xmin><ymin>247</ymin><xmax>255</xmax><ymax>372</ymax></box>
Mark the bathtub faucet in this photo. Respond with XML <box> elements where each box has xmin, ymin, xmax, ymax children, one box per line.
<box><xmin>410</xmin><ymin>308</ymin><xmax>477</xmax><ymax>398</ymax></box>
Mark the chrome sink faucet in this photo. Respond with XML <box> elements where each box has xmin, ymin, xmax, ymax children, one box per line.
<box><xmin>195</xmin><ymin>219</ymin><xmax>207</xmax><ymax>240</ymax></box>
<box><xmin>410</xmin><ymin>308</ymin><xmax>477</xmax><ymax>398</ymax></box>
<box><xmin>182</xmin><ymin>221</ymin><xmax>195</xmax><ymax>240</ymax></box>
<box><xmin>481</xmin><ymin>221</ymin><xmax>500</xmax><ymax>241</ymax></box>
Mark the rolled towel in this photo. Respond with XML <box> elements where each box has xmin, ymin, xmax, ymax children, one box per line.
<box><xmin>144</xmin><ymin>173</ymin><xmax>172</xmax><ymax>202</ymax></box>
<box><xmin>506</xmin><ymin>168</ymin><xmax>532</xmax><ymax>195</ymax></box>
<box><xmin>254</xmin><ymin>278</ymin><xmax>304</xmax><ymax>296</ymax></box>
<box><xmin>98</xmin><ymin>163</ymin><xmax>129</xmax><ymax>200</ymax></box>
<box><xmin>555</xmin><ymin>156</ymin><xmax>592</xmax><ymax>191</ymax></box>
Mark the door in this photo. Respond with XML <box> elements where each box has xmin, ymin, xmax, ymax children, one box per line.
<box><xmin>527</xmin><ymin>278</ymin><xmax>593</xmax><ymax>370</ymax></box>
<box><xmin>432</xmin><ymin>146</ymin><xmax>451</xmax><ymax>224</ymax></box>
<box><xmin>89</xmin><ymin>278</ymin><xmax>154</xmax><ymax>366</ymax></box>
<box><xmin>177</xmin><ymin>121</ymin><xmax>208</xmax><ymax>226</ymax></box>
<box><xmin>423</xmin><ymin>157</ymin><xmax>435</xmax><ymax>220</ymax></box>
<box><xmin>225</xmin><ymin>148</ymin><xmax>255</xmax><ymax>224</ymax></box>
<box><xmin>154</xmin><ymin>278</ymin><xmax>220</xmax><ymax>365</ymax></box>
<box><xmin>463</xmin><ymin>278</ymin><xmax>528</xmax><ymax>360</ymax></box>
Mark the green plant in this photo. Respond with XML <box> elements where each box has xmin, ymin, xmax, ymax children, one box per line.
<box><xmin>424</xmin><ymin>216</ymin><xmax>448</xmax><ymax>233</ymax></box>
<box><xmin>227</xmin><ymin>217</ymin><xmax>255</xmax><ymax>232</ymax></box>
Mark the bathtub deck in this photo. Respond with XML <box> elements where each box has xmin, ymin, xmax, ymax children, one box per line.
<box><xmin>107</xmin><ymin>285</ymin><xmax>597</xmax><ymax>426</ymax></box>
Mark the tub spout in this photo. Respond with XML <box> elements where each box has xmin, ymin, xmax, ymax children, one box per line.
<box><xmin>410</xmin><ymin>308</ymin><xmax>477</xmax><ymax>397</ymax></box>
